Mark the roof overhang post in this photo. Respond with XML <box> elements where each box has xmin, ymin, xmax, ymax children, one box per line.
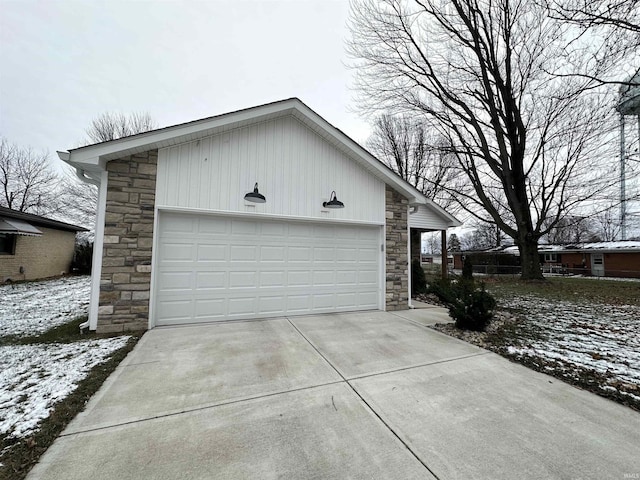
<box><xmin>441</xmin><ymin>230</ymin><xmax>448</xmax><ymax>279</ymax></box>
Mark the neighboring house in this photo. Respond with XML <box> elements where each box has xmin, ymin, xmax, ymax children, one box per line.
<box><xmin>453</xmin><ymin>241</ymin><xmax>640</xmax><ymax>278</ymax></box>
<box><xmin>0</xmin><ymin>207</ymin><xmax>87</xmax><ymax>282</ymax></box>
<box><xmin>58</xmin><ymin>98</ymin><xmax>460</xmax><ymax>333</ymax></box>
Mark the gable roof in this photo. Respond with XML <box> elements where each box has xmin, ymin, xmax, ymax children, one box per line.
<box><xmin>58</xmin><ymin>98</ymin><xmax>460</xmax><ymax>227</ymax></box>
<box><xmin>0</xmin><ymin>206</ymin><xmax>87</xmax><ymax>233</ymax></box>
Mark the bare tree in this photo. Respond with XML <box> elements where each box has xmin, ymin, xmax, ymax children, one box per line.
<box><xmin>462</xmin><ymin>221</ymin><xmax>506</xmax><ymax>250</ymax></box>
<box><xmin>57</xmin><ymin>168</ymin><xmax>100</xmax><ymax>228</ymax></box>
<box><xmin>593</xmin><ymin>208</ymin><xmax>623</xmax><ymax>242</ymax></box>
<box><xmin>543</xmin><ymin>0</ymin><xmax>640</xmax><ymax>34</ymax></box>
<box><xmin>347</xmin><ymin>0</ymin><xmax>638</xmax><ymax>279</ymax></box>
<box><xmin>59</xmin><ymin>112</ymin><xmax>158</xmax><ymax>228</ymax></box>
<box><xmin>0</xmin><ymin>137</ymin><xmax>59</xmax><ymax>215</ymax></box>
<box><xmin>542</xmin><ymin>216</ymin><xmax>598</xmax><ymax>244</ymax></box>
<box><xmin>368</xmin><ymin>114</ymin><xmax>460</xmax><ymax>209</ymax></box>
<box><xmin>85</xmin><ymin>112</ymin><xmax>157</xmax><ymax>144</ymax></box>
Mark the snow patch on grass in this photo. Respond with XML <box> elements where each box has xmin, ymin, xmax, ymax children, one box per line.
<box><xmin>501</xmin><ymin>295</ymin><xmax>640</xmax><ymax>401</ymax></box>
<box><xmin>0</xmin><ymin>337</ymin><xmax>129</xmax><ymax>439</ymax></box>
<box><xmin>0</xmin><ymin>276</ymin><xmax>90</xmax><ymax>337</ymax></box>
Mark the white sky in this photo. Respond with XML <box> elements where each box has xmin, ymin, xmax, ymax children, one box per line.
<box><xmin>0</xmin><ymin>0</ymin><xmax>371</xmax><ymax>171</ymax></box>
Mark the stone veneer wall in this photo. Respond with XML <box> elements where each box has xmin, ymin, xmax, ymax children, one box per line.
<box><xmin>385</xmin><ymin>185</ymin><xmax>409</xmax><ymax>310</ymax></box>
<box><xmin>97</xmin><ymin>150</ymin><xmax>158</xmax><ymax>333</ymax></box>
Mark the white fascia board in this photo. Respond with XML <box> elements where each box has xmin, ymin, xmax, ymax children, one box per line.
<box><xmin>63</xmin><ymin>100</ymin><xmax>300</xmax><ymax>166</ymax></box>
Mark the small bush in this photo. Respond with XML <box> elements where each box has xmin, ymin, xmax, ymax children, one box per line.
<box><xmin>427</xmin><ymin>276</ymin><xmax>496</xmax><ymax>332</ymax></box>
<box><xmin>411</xmin><ymin>259</ymin><xmax>427</xmax><ymax>295</ymax></box>
<box><xmin>449</xmin><ymin>285</ymin><xmax>496</xmax><ymax>331</ymax></box>
<box><xmin>427</xmin><ymin>278</ymin><xmax>459</xmax><ymax>305</ymax></box>
<box><xmin>71</xmin><ymin>241</ymin><xmax>93</xmax><ymax>274</ymax></box>
<box><xmin>462</xmin><ymin>256</ymin><xmax>473</xmax><ymax>280</ymax></box>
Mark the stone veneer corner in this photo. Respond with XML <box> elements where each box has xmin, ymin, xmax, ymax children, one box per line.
<box><xmin>385</xmin><ymin>185</ymin><xmax>409</xmax><ymax>310</ymax></box>
<box><xmin>97</xmin><ymin>150</ymin><xmax>158</xmax><ymax>333</ymax></box>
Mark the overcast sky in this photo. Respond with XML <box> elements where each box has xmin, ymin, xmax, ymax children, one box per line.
<box><xmin>0</xmin><ymin>0</ymin><xmax>370</xmax><ymax>171</ymax></box>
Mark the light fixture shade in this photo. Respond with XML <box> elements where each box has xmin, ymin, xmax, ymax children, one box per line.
<box><xmin>323</xmin><ymin>191</ymin><xmax>344</xmax><ymax>209</ymax></box>
<box><xmin>244</xmin><ymin>183</ymin><xmax>266</xmax><ymax>203</ymax></box>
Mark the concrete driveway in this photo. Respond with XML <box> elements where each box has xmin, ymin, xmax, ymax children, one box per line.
<box><xmin>28</xmin><ymin>309</ymin><xmax>639</xmax><ymax>480</ymax></box>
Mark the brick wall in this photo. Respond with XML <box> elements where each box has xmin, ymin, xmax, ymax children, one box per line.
<box><xmin>0</xmin><ymin>227</ymin><xmax>76</xmax><ymax>281</ymax></box>
<box><xmin>98</xmin><ymin>150</ymin><xmax>157</xmax><ymax>333</ymax></box>
<box><xmin>601</xmin><ymin>252</ymin><xmax>640</xmax><ymax>278</ymax></box>
<box><xmin>385</xmin><ymin>185</ymin><xmax>409</xmax><ymax>310</ymax></box>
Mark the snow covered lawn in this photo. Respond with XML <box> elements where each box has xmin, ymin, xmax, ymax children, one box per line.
<box><xmin>500</xmin><ymin>296</ymin><xmax>640</xmax><ymax>405</ymax></box>
<box><xmin>0</xmin><ymin>337</ymin><xmax>129</xmax><ymax>439</ymax></box>
<box><xmin>0</xmin><ymin>276</ymin><xmax>90</xmax><ymax>337</ymax></box>
<box><xmin>430</xmin><ymin>277</ymin><xmax>640</xmax><ymax>410</ymax></box>
<box><xmin>0</xmin><ymin>275</ymin><xmax>134</xmax><ymax>449</ymax></box>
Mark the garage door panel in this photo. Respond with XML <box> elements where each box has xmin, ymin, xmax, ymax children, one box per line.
<box><xmin>157</xmin><ymin>272</ymin><xmax>193</xmax><ymax>292</ymax></box>
<box><xmin>289</xmin><ymin>247</ymin><xmax>311</xmax><ymax>262</ymax></box>
<box><xmin>198</xmin><ymin>217</ymin><xmax>229</xmax><ymax>235</ymax></box>
<box><xmin>287</xmin><ymin>271</ymin><xmax>311</xmax><ymax>286</ymax></box>
<box><xmin>160</xmin><ymin>243</ymin><xmax>195</xmax><ymax>262</ymax></box>
<box><xmin>195</xmin><ymin>272</ymin><xmax>226</xmax><ymax>289</ymax></box>
<box><xmin>261</xmin><ymin>222</ymin><xmax>286</xmax><ymax>236</ymax></box>
<box><xmin>196</xmin><ymin>244</ymin><xmax>227</xmax><ymax>262</ymax></box>
<box><xmin>260</xmin><ymin>271</ymin><xmax>286</xmax><ymax>287</ymax></box>
<box><xmin>162</xmin><ymin>216</ymin><xmax>196</xmax><ymax>234</ymax></box>
<box><xmin>260</xmin><ymin>246</ymin><xmax>286</xmax><ymax>262</ymax></box>
<box><xmin>230</xmin><ymin>245</ymin><xmax>257</xmax><ymax>261</ymax></box>
<box><xmin>228</xmin><ymin>297</ymin><xmax>257</xmax><ymax>315</ymax></box>
<box><xmin>358</xmin><ymin>270</ymin><xmax>378</xmax><ymax>285</ymax></box>
<box><xmin>312</xmin><ymin>270</ymin><xmax>335</xmax><ymax>285</ymax></box>
<box><xmin>194</xmin><ymin>299</ymin><xmax>226</xmax><ymax>318</ymax></box>
<box><xmin>313</xmin><ymin>247</ymin><xmax>334</xmax><ymax>262</ymax></box>
<box><xmin>259</xmin><ymin>296</ymin><xmax>286</xmax><ymax>314</ymax></box>
<box><xmin>337</xmin><ymin>292</ymin><xmax>357</xmax><ymax>307</ymax></box>
<box><xmin>154</xmin><ymin>213</ymin><xmax>381</xmax><ymax>325</ymax></box>
<box><xmin>287</xmin><ymin>295</ymin><xmax>313</xmax><ymax>312</ymax></box>
<box><xmin>336</xmin><ymin>271</ymin><xmax>357</xmax><ymax>285</ymax></box>
<box><xmin>157</xmin><ymin>299</ymin><xmax>193</xmax><ymax>321</ymax></box>
<box><xmin>358</xmin><ymin>291</ymin><xmax>379</xmax><ymax>307</ymax></box>
<box><xmin>313</xmin><ymin>294</ymin><xmax>334</xmax><ymax>309</ymax></box>
<box><xmin>229</xmin><ymin>272</ymin><xmax>257</xmax><ymax>288</ymax></box>
<box><xmin>231</xmin><ymin>220</ymin><xmax>259</xmax><ymax>235</ymax></box>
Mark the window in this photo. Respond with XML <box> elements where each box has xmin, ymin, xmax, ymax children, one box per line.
<box><xmin>544</xmin><ymin>253</ymin><xmax>558</xmax><ymax>263</ymax></box>
<box><xmin>0</xmin><ymin>233</ymin><xmax>16</xmax><ymax>255</ymax></box>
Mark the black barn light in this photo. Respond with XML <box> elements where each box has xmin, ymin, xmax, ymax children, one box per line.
<box><xmin>244</xmin><ymin>183</ymin><xmax>266</xmax><ymax>203</ymax></box>
<box><xmin>323</xmin><ymin>191</ymin><xmax>344</xmax><ymax>209</ymax></box>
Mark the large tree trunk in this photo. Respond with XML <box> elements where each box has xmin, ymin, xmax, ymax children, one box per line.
<box><xmin>518</xmin><ymin>237</ymin><xmax>544</xmax><ymax>280</ymax></box>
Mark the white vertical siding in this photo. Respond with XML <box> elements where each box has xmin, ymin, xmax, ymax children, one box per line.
<box><xmin>409</xmin><ymin>204</ymin><xmax>450</xmax><ymax>230</ymax></box>
<box><xmin>156</xmin><ymin>116</ymin><xmax>385</xmax><ymax>224</ymax></box>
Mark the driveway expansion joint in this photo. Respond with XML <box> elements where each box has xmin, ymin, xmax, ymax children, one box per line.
<box><xmin>345</xmin><ymin>351</ymin><xmax>492</xmax><ymax>381</ymax></box>
<box><xmin>285</xmin><ymin>316</ymin><xmax>442</xmax><ymax>480</ymax></box>
<box><xmin>60</xmin><ymin>379</ymin><xmax>345</xmax><ymax>438</ymax></box>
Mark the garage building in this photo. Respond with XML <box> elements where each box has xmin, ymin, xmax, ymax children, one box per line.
<box><xmin>59</xmin><ymin>99</ymin><xmax>459</xmax><ymax>333</ymax></box>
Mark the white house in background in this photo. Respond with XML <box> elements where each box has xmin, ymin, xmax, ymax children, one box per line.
<box><xmin>58</xmin><ymin>98</ymin><xmax>460</xmax><ymax>333</ymax></box>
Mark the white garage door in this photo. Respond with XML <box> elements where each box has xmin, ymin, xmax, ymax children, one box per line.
<box><xmin>153</xmin><ymin>212</ymin><xmax>381</xmax><ymax>325</ymax></box>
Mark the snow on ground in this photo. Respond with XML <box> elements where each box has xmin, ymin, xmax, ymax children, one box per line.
<box><xmin>0</xmin><ymin>337</ymin><xmax>129</xmax><ymax>439</ymax></box>
<box><xmin>0</xmin><ymin>276</ymin><xmax>90</xmax><ymax>337</ymax></box>
<box><xmin>501</xmin><ymin>295</ymin><xmax>640</xmax><ymax>403</ymax></box>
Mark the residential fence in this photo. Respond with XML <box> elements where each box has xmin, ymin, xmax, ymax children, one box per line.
<box><xmin>459</xmin><ymin>264</ymin><xmax>640</xmax><ymax>279</ymax></box>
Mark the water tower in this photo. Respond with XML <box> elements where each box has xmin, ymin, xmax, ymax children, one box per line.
<box><xmin>617</xmin><ymin>70</ymin><xmax>640</xmax><ymax>240</ymax></box>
